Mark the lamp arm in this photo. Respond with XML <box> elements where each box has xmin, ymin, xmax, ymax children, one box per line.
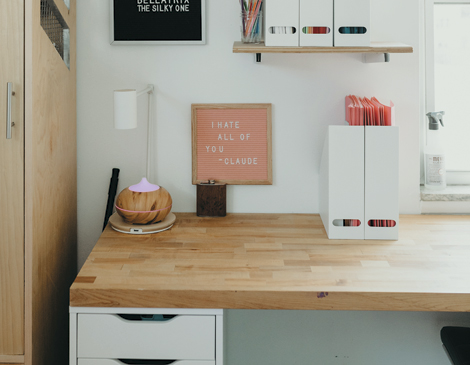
<box><xmin>146</xmin><ymin>91</ymin><xmax>152</xmax><ymax>180</ymax></box>
<box><xmin>137</xmin><ymin>84</ymin><xmax>154</xmax><ymax>97</ymax></box>
<box><xmin>139</xmin><ymin>84</ymin><xmax>154</xmax><ymax>180</ymax></box>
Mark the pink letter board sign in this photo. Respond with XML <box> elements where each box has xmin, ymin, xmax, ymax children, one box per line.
<box><xmin>192</xmin><ymin>104</ymin><xmax>272</xmax><ymax>185</ymax></box>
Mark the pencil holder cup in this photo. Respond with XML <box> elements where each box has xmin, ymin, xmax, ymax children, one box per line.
<box><xmin>241</xmin><ymin>11</ymin><xmax>263</xmax><ymax>43</ymax></box>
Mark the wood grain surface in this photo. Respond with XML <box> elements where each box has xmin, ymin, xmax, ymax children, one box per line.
<box><xmin>0</xmin><ymin>0</ymin><xmax>24</xmax><ymax>356</ymax></box>
<box><xmin>71</xmin><ymin>214</ymin><xmax>470</xmax><ymax>312</ymax></box>
<box><xmin>0</xmin><ymin>353</ymin><xmax>24</xmax><ymax>363</ymax></box>
<box><xmin>233</xmin><ymin>41</ymin><xmax>414</xmax><ymax>54</ymax></box>
<box><xmin>197</xmin><ymin>184</ymin><xmax>226</xmax><ymax>217</ymax></box>
<box><xmin>24</xmin><ymin>1</ymin><xmax>77</xmax><ymax>364</ymax></box>
<box><xmin>116</xmin><ymin>186</ymin><xmax>172</xmax><ymax>224</ymax></box>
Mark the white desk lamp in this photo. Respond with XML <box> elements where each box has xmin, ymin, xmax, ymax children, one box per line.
<box><xmin>114</xmin><ymin>85</ymin><xmax>154</xmax><ymax>178</ymax></box>
<box><xmin>109</xmin><ymin>85</ymin><xmax>175</xmax><ymax>235</ymax></box>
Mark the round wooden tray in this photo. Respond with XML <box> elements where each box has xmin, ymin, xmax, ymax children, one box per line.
<box><xmin>108</xmin><ymin>212</ymin><xmax>176</xmax><ymax>235</ymax></box>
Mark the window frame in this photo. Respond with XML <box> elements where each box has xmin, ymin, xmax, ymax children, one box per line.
<box><xmin>424</xmin><ymin>0</ymin><xmax>470</xmax><ymax>185</ymax></box>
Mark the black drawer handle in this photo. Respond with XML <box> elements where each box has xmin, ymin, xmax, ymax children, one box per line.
<box><xmin>118</xmin><ymin>360</ymin><xmax>176</xmax><ymax>365</ymax></box>
<box><xmin>117</xmin><ymin>314</ymin><xmax>177</xmax><ymax>322</ymax></box>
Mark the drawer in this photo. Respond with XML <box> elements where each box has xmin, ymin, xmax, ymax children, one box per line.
<box><xmin>78</xmin><ymin>360</ymin><xmax>215</xmax><ymax>365</ymax></box>
<box><xmin>78</xmin><ymin>314</ymin><xmax>215</xmax><ymax>360</ymax></box>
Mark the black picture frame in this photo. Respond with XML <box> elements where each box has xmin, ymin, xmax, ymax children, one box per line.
<box><xmin>110</xmin><ymin>0</ymin><xmax>206</xmax><ymax>45</ymax></box>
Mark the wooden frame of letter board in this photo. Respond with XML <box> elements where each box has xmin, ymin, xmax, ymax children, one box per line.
<box><xmin>192</xmin><ymin>104</ymin><xmax>272</xmax><ymax>185</ymax></box>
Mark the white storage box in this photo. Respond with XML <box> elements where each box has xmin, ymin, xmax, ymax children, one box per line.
<box><xmin>300</xmin><ymin>0</ymin><xmax>333</xmax><ymax>47</ymax></box>
<box><xmin>320</xmin><ymin>125</ymin><xmax>399</xmax><ymax>240</ymax></box>
<box><xmin>265</xmin><ymin>0</ymin><xmax>300</xmax><ymax>46</ymax></box>
<box><xmin>319</xmin><ymin>126</ymin><xmax>365</xmax><ymax>239</ymax></box>
<box><xmin>364</xmin><ymin>126</ymin><xmax>399</xmax><ymax>240</ymax></box>
<box><xmin>334</xmin><ymin>0</ymin><xmax>370</xmax><ymax>47</ymax></box>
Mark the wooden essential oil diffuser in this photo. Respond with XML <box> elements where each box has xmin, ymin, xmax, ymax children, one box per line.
<box><xmin>110</xmin><ymin>178</ymin><xmax>175</xmax><ymax>235</ymax></box>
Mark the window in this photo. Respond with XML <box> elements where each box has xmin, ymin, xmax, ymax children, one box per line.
<box><xmin>425</xmin><ymin>0</ymin><xmax>470</xmax><ymax>184</ymax></box>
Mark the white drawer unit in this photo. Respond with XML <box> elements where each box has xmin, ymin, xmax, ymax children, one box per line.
<box><xmin>78</xmin><ymin>314</ymin><xmax>214</xmax><ymax>360</ymax></box>
<box><xmin>70</xmin><ymin>308</ymin><xmax>224</xmax><ymax>365</ymax></box>
<box><xmin>78</xmin><ymin>360</ymin><xmax>215</xmax><ymax>365</ymax></box>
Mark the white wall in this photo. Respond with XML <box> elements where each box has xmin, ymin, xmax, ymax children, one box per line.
<box><xmin>77</xmin><ymin>0</ymin><xmax>421</xmax><ymax>267</ymax></box>
<box><xmin>225</xmin><ymin>310</ymin><xmax>470</xmax><ymax>364</ymax></box>
<box><xmin>76</xmin><ymin>2</ymin><xmax>470</xmax><ymax>364</ymax></box>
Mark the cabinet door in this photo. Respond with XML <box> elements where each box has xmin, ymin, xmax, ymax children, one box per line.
<box><xmin>0</xmin><ymin>0</ymin><xmax>24</xmax><ymax>356</ymax></box>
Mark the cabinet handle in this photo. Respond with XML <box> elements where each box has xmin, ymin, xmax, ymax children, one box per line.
<box><xmin>6</xmin><ymin>82</ymin><xmax>14</xmax><ymax>139</ymax></box>
<box><xmin>118</xmin><ymin>314</ymin><xmax>177</xmax><ymax>321</ymax></box>
<box><xmin>117</xmin><ymin>360</ymin><xmax>176</xmax><ymax>365</ymax></box>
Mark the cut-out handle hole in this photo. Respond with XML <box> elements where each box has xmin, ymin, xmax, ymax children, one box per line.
<box><xmin>302</xmin><ymin>26</ymin><xmax>331</xmax><ymax>34</ymax></box>
<box><xmin>368</xmin><ymin>220</ymin><xmax>397</xmax><ymax>227</ymax></box>
<box><xmin>339</xmin><ymin>27</ymin><xmax>367</xmax><ymax>34</ymax></box>
<box><xmin>118</xmin><ymin>360</ymin><xmax>176</xmax><ymax>365</ymax></box>
<box><xmin>118</xmin><ymin>314</ymin><xmax>177</xmax><ymax>321</ymax></box>
<box><xmin>333</xmin><ymin>219</ymin><xmax>362</xmax><ymax>227</ymax></box>
<box><xmin>269</xmin><ymin>26</ymin><xmax>297</xmax><ymax>34</ymax></box>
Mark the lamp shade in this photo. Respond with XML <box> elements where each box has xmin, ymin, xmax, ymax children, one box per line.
<box><xmin>114</xmin><ymin>89</ymin><xmax>137</xmax><ymax>129</ymax></box>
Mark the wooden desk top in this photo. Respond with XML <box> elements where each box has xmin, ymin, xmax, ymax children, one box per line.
<box><xmin>70</xmin><ymin>214</ymin><xmax>470</xmax><ymax>312</ymax></box>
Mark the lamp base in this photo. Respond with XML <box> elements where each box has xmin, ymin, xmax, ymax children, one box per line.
<box><xmin>109</xmin><ymin>212</ymin><xmax>176</xmax><ymax>235</ymax></box>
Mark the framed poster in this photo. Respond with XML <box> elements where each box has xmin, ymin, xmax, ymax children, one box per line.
<box><xmin>192</xmin><ymin>104</ymin><xmax>272</xmax><ymax>185</ymax></box>
<box><xmin>110</xmin><ymin>0</ymin><xmax>206</xmax><ymax>45</ymax></box>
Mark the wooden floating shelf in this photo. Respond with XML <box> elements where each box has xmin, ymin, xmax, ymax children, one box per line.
<box><xmin>233</xmin><ymin>41</ymin><xmax>414</xmax><ymax>63</ymax></box>
<box><xmin>233</xmin><ymin>41</ymin><xmax>413</xmax><ymax>54</ymax></box>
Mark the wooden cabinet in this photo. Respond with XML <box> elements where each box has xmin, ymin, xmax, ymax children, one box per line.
<box><xmin>0</xmin><ymin>0</ymin><xmax>76</xmax><ymax>364</ymax></box>
<box><xmin>0</xmin><ymin>0</ymin><xmax>25</xmax><ymax>359</ymax></box>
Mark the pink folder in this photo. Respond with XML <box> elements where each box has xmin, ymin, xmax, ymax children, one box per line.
<box><xmin>372</xmin><ymin>97</ymin><xmax>395</xmax><ymax>126</ymax></box>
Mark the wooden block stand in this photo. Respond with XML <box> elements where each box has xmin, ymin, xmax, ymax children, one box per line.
<box><xmin>197</xmin><ymin>184</ymin><xmax>227</xmax><ymax>217</ymax></box>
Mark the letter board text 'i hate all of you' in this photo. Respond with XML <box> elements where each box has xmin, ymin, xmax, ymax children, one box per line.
<box><xmin>192</xmin><ymin>104</ymin><xmax>272</xmax><ymax>185</ymax></box>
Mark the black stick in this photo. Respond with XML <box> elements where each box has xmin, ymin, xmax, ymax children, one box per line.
<box><xmin>103</xmin><ymin>168</ymin><xmax>120</xmax><ymax>231</ymax></box>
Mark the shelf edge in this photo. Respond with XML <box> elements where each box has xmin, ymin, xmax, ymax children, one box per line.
<box><xmin>233</xmin><ymin>41</ymin><xmax>414</xmax><ymax>54</ymax></box>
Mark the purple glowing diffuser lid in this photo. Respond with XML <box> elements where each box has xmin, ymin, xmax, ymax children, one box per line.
<box><xmin>129</xmin><ymin>178</ymin><xmax>160</xmax><ymax>192</ymax></box>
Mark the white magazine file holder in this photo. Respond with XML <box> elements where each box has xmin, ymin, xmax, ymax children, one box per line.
<box><xmin>300</xmin><ymin>0</ymin><xmax>333</xmax><ymax>47</ymax></box>
<box><xmin>320</xmin><ymin>125</ymin><xmax>399</xmax><ymax>240</ymax></box>
<box><xmin>265</xmin><ymin>0</ymin><xmax>300</xmax><ymax>46</ymax></box>
<box><xmin>334</xmin><ymin>0</ymin><xmax>370</xmax><ymax>47</ymax></box>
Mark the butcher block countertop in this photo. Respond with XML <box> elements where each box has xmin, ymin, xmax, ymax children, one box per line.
<box><xmin>70</xmin><ymin>213</ymin><xmax>470</xmax><ymax>312</ymax></box>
